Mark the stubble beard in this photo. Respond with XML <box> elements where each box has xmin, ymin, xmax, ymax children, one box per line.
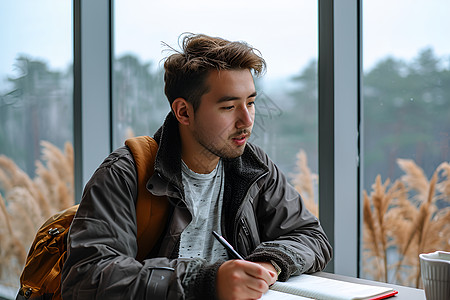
<box><xmin>194</xmin><ymin>129</ymin><xmax>251</xmax><ymax>160</ymax></box>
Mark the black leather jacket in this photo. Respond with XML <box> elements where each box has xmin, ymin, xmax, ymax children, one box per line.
<box><xmin>61</xmin><ymin>113</ymin><xmax>332</xmax><ymax>300</ymax></box>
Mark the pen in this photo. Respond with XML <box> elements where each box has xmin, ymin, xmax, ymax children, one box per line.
<box><xmin>212</xmin><ymin>231</ymin><xmax>245</xmax><ymax>260</ymax></box>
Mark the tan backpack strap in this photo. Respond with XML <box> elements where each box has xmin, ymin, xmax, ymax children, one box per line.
<box><xmin>125</xmin><ymin>136</ymin><xmax>169</xmax><ymax>261</ymax></box>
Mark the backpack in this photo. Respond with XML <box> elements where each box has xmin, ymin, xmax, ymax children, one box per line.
<box><xmin>16</xmin><ymin>136</ymin><xmax>169</xmax><ymax>300</ymax></box>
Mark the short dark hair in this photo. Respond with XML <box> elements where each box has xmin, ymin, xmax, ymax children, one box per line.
<box><xmin>163</xmin><ymin>33</ymin><xmax>266</xmax><ymax>111</ymax></box>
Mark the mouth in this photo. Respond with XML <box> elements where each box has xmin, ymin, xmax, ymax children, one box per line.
<box><xmin>231</xmin><ymin>133</ymin><xmax>249</xmax><ymax>146</ymax></box>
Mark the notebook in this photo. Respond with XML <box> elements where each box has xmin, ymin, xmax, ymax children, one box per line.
<box><xmin>260</xmin><ymin>274</ymin><xmax>398</xmax><ymax>300</ymax></box>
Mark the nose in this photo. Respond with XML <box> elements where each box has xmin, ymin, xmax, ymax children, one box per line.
<box><xmin>236</xmin><ymin>106</ymin><xmax>254</xmax><ymax>129</ymax></box>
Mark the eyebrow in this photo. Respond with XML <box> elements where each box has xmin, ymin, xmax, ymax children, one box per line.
<box><xmin>217</xmin><ymin>91</ymin><xmax>258</xmax><ymax>103</ymax></box>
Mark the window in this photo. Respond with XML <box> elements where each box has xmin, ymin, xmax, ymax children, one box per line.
<box><xmin>113</xmin><ymin>0</ymin><xmax>320</xmax><ymax>214</ymax></box>
<box><xmin>0</xmin><ymin>1</ymin><xmax>73</xmax><ymax>295</ymax></box>
<box><xmin>5</xmin><ymin>1</ymin><xmax>446</xmax><ymax>296</ymax></box>
<box><xmin>361</xmin><ymin>0</ymin><xmax>450</xmax><ymax>288</ymax></box>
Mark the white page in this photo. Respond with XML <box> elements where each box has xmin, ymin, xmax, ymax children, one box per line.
<box><xmin>260</xmin><ymin>289</ymin><xmax>313</xmax><ymax>300</ymax></box>
<box><xmin>270</xmin><ymin>274</ymin><xmax>395</xmax><ymax>300</ymax></box>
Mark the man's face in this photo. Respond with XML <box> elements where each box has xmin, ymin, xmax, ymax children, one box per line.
<box><xmin>189</xmin><ymin>69</ymin><xmax>256</xmax><ymax>160</ymax></box>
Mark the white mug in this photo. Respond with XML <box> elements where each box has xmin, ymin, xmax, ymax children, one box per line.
<box><xmin>419</xmin><ymin>251</ymin><xmax>450</xmax><ymax>300</ymax></box>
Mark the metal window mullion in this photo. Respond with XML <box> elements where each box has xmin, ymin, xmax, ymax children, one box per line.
<box><xmin>319</xmin><ymin>0</ymin><xmax>360</xmax><ymax>277</ymax></box>
<box><xmin>74</xmin><ymin>0</ymin><xmax>112</xmax><ymax>202</ymax></box>
<box><xmin>318</xmin><ymin>0</ymin><xmax>335</xmax><ymax>273</ymax></box>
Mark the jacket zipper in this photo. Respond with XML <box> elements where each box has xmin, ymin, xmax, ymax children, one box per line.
<box><xmin>239</xmin><ymin>218</ymin><xmax>255</xmax><ymax>251</ymax></box>
<box><xmin>233</xmin><ymin>171</ymin><xmax>268</xmax><ymax>247</ymax></box>
<box><xmin>241</xmin><ymin>218</ymin><xmax>250</xmax><ymax>236</ymax></box>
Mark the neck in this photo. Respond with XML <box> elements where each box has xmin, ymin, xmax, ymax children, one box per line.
<box><xmin>179</xmin><ymin>124</ymin><xmax>220</xmax><ymax>174</ymax></box>
<box><xmin>182</xmin><ymin>155</ymin><xmax>220</xmax><ymax>174</ymax></box>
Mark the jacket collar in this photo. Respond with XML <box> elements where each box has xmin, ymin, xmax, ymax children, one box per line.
<box><xmin>153</xmin><ymin>112</ymin><xmax>183</xmax><ymax>192</ymax></box>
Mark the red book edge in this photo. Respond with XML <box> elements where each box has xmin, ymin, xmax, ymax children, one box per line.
<box><xmin>368</xmin><ymin>290</ymin><xmax>398</xmax><ymax>300</ymax></box>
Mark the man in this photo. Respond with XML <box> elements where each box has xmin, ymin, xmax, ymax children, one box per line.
<box><xmin>62</xmin><ymin>33</ymin><xmax>332</xmax><ymax>300</ymax></box>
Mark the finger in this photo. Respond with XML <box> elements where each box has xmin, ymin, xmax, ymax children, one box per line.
<box><xmin>217</xmin><ymin>260</ymin><xmax>268</xmax><ymax>300</ymax></box>
<box><xmin>255</xmin><ymin>261</ymin><xmax>278</xmax><ymax>283</ymax></box>
<box><xmin>242</xmin><ymin>261</ymin><xmax>276</xmax><ymax>284</ymax></box>
<box><xmin>227</xmin><ymin>275</ymin><xmax>266</xmax><ymax>300</ymax></box>
<box><xmin>245</xmin><ymin>277</ymin><xmax>271</xmax><ymax>295</ymax></box>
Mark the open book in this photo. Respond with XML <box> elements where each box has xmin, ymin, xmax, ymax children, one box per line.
<box><xmin>261</xmin><ymin>274</ymin><xmax>398</xmax><ymax>300</ymax></box>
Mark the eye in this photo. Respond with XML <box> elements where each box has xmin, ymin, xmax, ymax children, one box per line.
<box><xmin>247</xmin><ymin>101</ymin><xmax>255</xmax><ymax>107</ymax></box>
<box><xmin>222</xmin><ymin>105</ymin><xmax>234</xmax><ymax>110</ymax></box>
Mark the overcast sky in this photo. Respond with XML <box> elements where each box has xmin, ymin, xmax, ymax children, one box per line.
<box><xmin>1</xmin><ymin>0</ymin><xmax>449</xmax><ymax>86</ymax></box>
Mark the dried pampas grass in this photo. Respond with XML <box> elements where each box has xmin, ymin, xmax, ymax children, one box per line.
<box><xmin>363</xmin><ymin>189</ymin><xmax>384</xmax><ymax>280</ymax></box>
<box><xmin>436</xmin><ymin>162</ymin><xmax>450</xmax><ymax>201</ymax></box>
<box><xmin>363</xmin><ymin>159</ymin><xmax>450</xmax><ymax>288</ymax></box>
<box><xmin>0</xmin><ymin>192</ymin><xmax>27</xmax><ymax>287</ymax></box>
<box><xmin>34</xmin><ymin>141</ymin><xmax>74</xmax><ymax>212</ymax></box>
<box><xmin>397</xmin><ymin>159</ymin><xmax>430</xmax><ymax>202</ymax></box>
<box><xmin>291</xmin><ymin>149</ymin><xmax>318</xmax><ymax>217</ymax></box>
<box><xmin>0</xmin><ymin>141</ymin><xmax>74</xmax><ymax>288</ymax></box>
<box><xmin>282</xmin><ymin>150</ymin><xmax>449</xmax><ymax>289</ymax></box>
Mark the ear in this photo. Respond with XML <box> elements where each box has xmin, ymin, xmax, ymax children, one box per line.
<box><xmin>172</xmin><ymin>98</ymin><xmax>192</xmax><ymax>126</ymax></box>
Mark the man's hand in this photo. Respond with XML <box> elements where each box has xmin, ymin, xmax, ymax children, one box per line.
<box><xmin>216</xmin><ymin>260</ymin><xmax>277</xmax><ymax>300</ymax></box>
<box><xmin>254</xmin><ymin>261</ymin><xmax>278</xmax><ymax>275</ymax></box>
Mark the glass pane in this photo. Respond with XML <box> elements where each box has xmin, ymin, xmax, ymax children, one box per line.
<box><xmin>0</xmin><ymin>1</ymin><xmax>73</xmax><ymax>295</ymax></box>
<box><xmin>361</xmin><ymin>0</ymin><xmax>450</xmax><ymax>288</ymax></box>
<box><xmin>114</xmin><ymin>1</ymin><xmax>319</xmax><ymax>215</ymax></box>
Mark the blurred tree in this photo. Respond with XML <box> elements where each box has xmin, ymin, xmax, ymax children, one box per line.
<box><xmin>287</xmin><ymin>59</ymin><xmax>318</xmax><ymax>139</ymax></box>
<box><xmin>1</xmin><ymin>48</ymin><xmax>448</xmax><ymax>188</ymax></box>
<box><xmin>363</xmin><ymin>48</ymin><xmax>450</xmax><ymax>190</ymax></box>
<box><xmin>113</xmin><ymin>54</ymin><xmax>168</xmax><ymax>146</ymax></box>
<box><xmin>0</xmin><ymin>56</ymin><xmax>72</xmax><ymax>177</ymax></box>
<box><xmin>280</xmin><ymin>59</ymin><xmax>319</xmax><ymax>171</ymax></box>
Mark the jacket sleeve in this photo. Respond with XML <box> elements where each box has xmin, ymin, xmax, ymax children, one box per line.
<box><xmin>61</xmin><ymin>148</ymin><xmax>217</xmax><ymax>300</ymax></box>
<box><xmin>246</xmin><ymin>146</ymin><xmax>333</xmax><ymax>281</ymax></box>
